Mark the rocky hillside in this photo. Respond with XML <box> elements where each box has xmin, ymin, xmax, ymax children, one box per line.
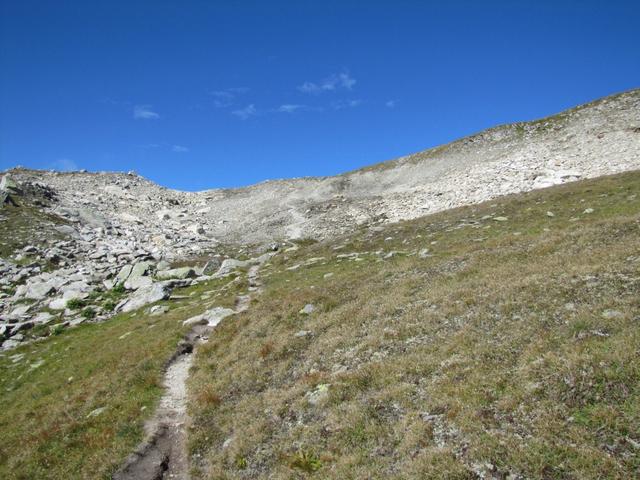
<box><xmin>2</xmin><ymin>169</ymin><xmax>638</xmax><ymax>479</ymax></box>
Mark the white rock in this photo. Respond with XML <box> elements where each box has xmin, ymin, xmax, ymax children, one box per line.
<box><xmin>119</xmin><ymin>283</ymin><xmax>171</xmax><ymax>313</ymax></box>
<box><xmin>299</xmin><ymin>304</ymin><xmax>315</xmax><ymax>315</ymax></box>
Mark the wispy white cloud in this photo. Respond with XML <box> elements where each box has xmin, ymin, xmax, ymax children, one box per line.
<box><xmin>298</xmin><ymin>71</ymin><xmax>356</xmax><ymax>94</ymax></box>
<box><xmin>385</xmin><ymin>100</ymin><xmax>397</xmax><ymax>108</ymax></box>
<box><xmin>100</xmin><ymin>97</ymin><xmax>131</xmax><ymax>106</ymax></box>
<box><xmin>52</xmin><ymin>158</ymin><xmax>79</xmax><ymax>171</ymax></box>
<box><xmin>137</xmin><ymin>143</ymin><xmax>189</xmax><ymax>153</ymax></box>
<box><xmin>133</xmin><ymin>105</ymin><xmax>160</xmax><ymax>120</ymax></box>
<box><xmin>232</xmin><ymin>104</ymin><xmax>258</xmax><ymax>120</ymax></box>
<box><xmin>331</xmin><ymin>99</ymin><xmax>363</xmax><ymax>110</ymax></box>
<box><xmin>208</xmin><ymin>87</ymin><xmax>249</xmax><ymax>108</ymax></box>
<box><xmin>277</xmin><ymin>104</ymin><xmax>306</xmax><ymax>113</ymax></box>
<box><xmin>210</xmin><ymin>91</ymin><xmax>234</xmax><ymax>108</ymax></box>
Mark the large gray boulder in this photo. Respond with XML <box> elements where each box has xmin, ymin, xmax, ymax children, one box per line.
<box><xmin>115</xmin><ymin>264</ymin><xmax>133</xmax><ymax>285</ymax></box>
<box><xmin>216</xmin><ymin>258</ymin><xmax>249</xmax><ymax>276</ymax></box>
<box><xmin>0</xmin><ymin>175</ymin><xmax>21</xmax><ymax>194</ymax></box>
<box><xmin>118</xmin><ymin>282</ymin><xmax>171</xmax><ymax>313</ymax></box>
<box><xmin>202</xmin><ymin>258</ymin><xmax>222</xmax><ymax>275</ymax></box>
<box><xmin>155</xmin><ymin>267</ymin><xmax>196</xmax><ymax>281</ymax></box>
<box><xmin>124</xmin><ymin>261</ymin><xmax>153</xmax><ymax>290</ymax></box>
<box><xmin>24</xmin><ymin>281</ymin><xmax>57</xmax><ymax>300</ymax></box>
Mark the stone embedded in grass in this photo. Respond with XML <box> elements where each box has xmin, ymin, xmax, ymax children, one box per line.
<box><xmin>299</xmin><ymin>304</ymin><xmax>315</xmax><ymax>315</ymax></box>
<box><xmin>86</xmin><ymin>407</ymin><xmax>107</xmax><ymax>418</ymax></box>
<box><xmin>546</xmin><ymin>211</ymin><xmax>555</xmax><ymax>217</ymax></box>
<box><xmin>149</xmin><ymin>305</ymin><xmax>169</xmax><ymax>316</ymax></box>
<box><xmin>306</xmin><ymin>383</ymin><xmax>330</xmax><ymax>406</ymax></box>
<box><xmin>294</xmin><ymin>330</ymin><xmax>313</xmax><ymax>338</ymax></box>
<box><xmin>493</xmin><ymin>216</ymin><xmax>508</xmax><ymax>222</ymax></box>
<box><xmin>183</xmin><ymin>314</ymin><xmax>207</xmax><ymax>327</ymax></box>
<box><xmin>1</xmin><ymin>338</ymin><xmax>22</xmax><ymax>350</ymax></box>
<box><xmin>203</xmin><ymin>307</ymin><xmax>236</xmax><ymax>327</ymax></box>
<box><xmin>183</xmin><ymin>307</ymin><xmax>236</xmax><ymax>327</ymax></box>
<box><xmin>601</xmin><ymin>309</ymin><xmax>623</xmax><ymax>319</ymax></box>
<box><xmin>583</xmin><ymin>208</ymin><xmax>594</xmax><ymax>214</ymax></box>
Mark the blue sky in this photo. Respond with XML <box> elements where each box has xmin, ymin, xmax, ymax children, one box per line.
<box><xmin>1</xmin><ymin>1</ymin><xmax>638</xmax><ymax>191</ymax></box>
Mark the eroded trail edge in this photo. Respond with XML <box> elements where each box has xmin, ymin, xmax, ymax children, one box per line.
<box><xmin>113</xmin><ymin>257</ymin><xmax>270</xmax><ymax>480</ymax></box>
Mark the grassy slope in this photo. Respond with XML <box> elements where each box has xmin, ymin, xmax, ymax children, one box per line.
<box><xmin>188</xmin><ymin>171</ymin><xmax>640</xmax><ymax>479</ymax></box>
<box><xmin>0</xmin><ymin>201</ymin><xmax>68</xmax><ymax>259</ymax></box>
<box><xmin>0</xmin><ymin>274</ymin><xmax>242</xmax><ymax>480</ymax></box>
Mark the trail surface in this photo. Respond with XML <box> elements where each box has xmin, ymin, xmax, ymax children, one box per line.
<box><xmin>113</xmin><ymin>258</ymin><xmax>268</xmax><ymax>479</ymax></box>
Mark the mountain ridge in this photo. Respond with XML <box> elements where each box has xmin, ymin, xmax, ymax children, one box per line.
<box><xmin>8</xmin><ymin>87</ymin><xmax>639</xmax><ymax>190</ymax></box>
<box><xmin>3</xmin><ymin>88</ymin><xmax>639</xmax><ymax>248</ymax></box>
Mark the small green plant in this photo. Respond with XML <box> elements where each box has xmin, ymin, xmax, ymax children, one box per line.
<box><xmin>112</xmin><ymin>283</ymin><xmax>126</xmax><ymax>295</ymax></box>
<box><xmin>87</xmin><ymin>289</ymin><xmax>103</xmax><ymax>300</ymax></box>
<box><xmin>50</xmin><ymin>324</ymin><xmax>65</xmax><ymax>336</ymax></box>
<box><xmin>289</xmin><ymin>449</ymin><xmax>322</xmax><ymax>473</ymax></box>
<box><xmin>102</xmin><ymin>300</ymin><xmax>117</xmax><ymax>312</ymax></box>
<box><xmin>234</xmin><ymin>455</ymin><xmax>247</xmax><ymax>470</ymax></box>
<box><xmin>81</xmin><ymin>307</ymin><xmax>96</xmax><ymax>319</ymax></box>
<box><xmin>66</xmin><ymin>298</ymin><xmax>86</xmax><ymax>310</ymax></box>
